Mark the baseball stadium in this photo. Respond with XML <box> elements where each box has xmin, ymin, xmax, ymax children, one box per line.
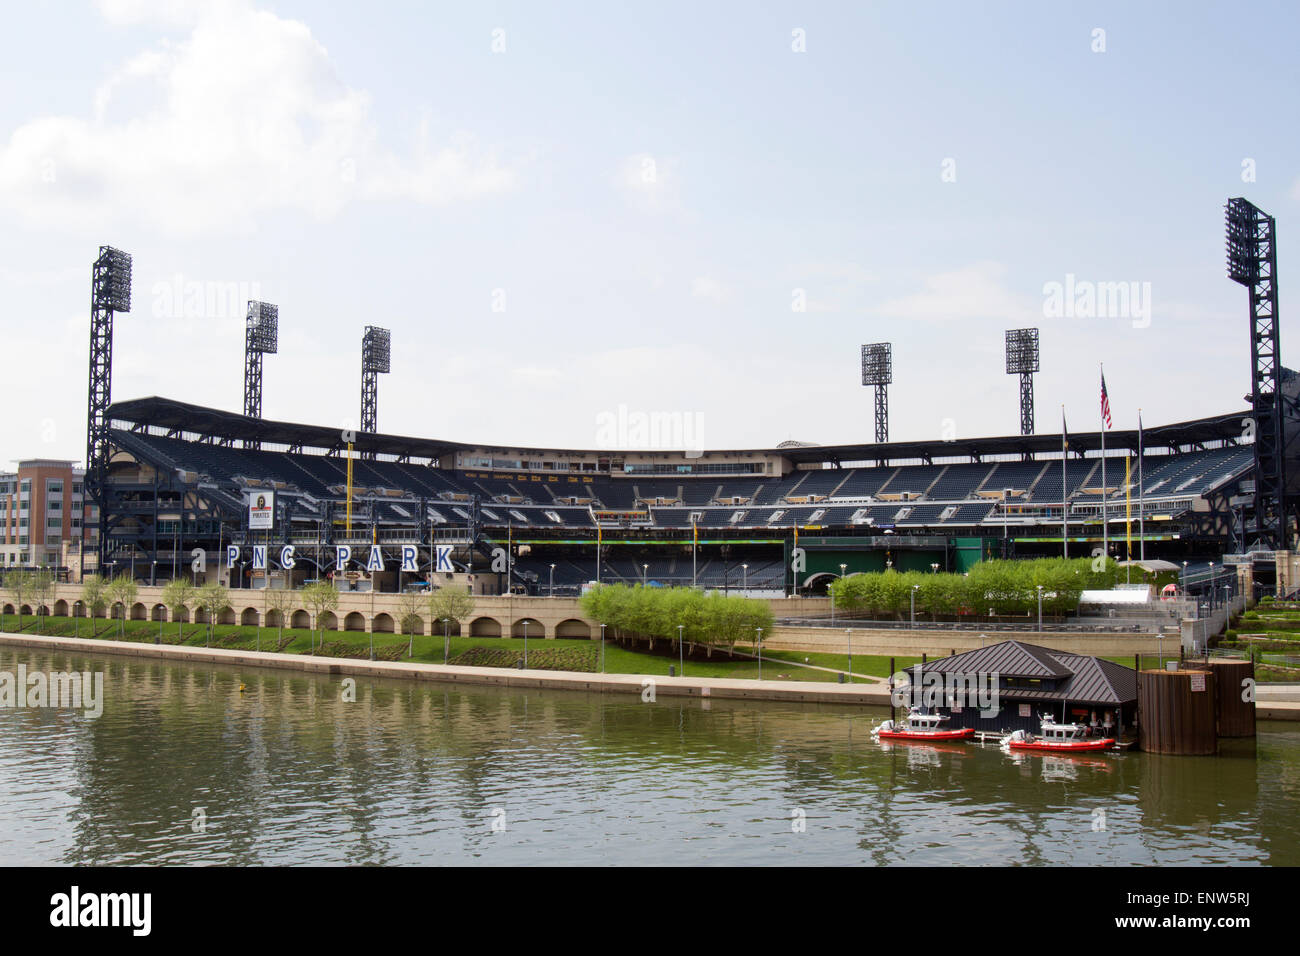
<box><xmin>63</xmin><ymin>198</ymin><xmax>1297</xmax><ymax>620</ymax></box>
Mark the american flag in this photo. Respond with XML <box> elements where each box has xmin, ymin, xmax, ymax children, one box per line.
<box><xmin>1100</xmin><ymin>372</ymin><xmax>1113</xmax><ymax>429</ymax></box>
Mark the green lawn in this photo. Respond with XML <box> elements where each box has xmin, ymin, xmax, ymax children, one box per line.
<box><xmin>0</xmin><ymin>613</ymin><xmax>894</xmax><ymax>683</ymax></box>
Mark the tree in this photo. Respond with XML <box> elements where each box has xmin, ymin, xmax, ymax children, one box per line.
<box><xmin>161</xmin><ymin>577</ymin><xmax>195</xmax><ymax>643</ymax></box>
<box><xmin>5</xmin><ymin>569</ymin><xmax>32</xmax><ymax>633</ymax></box>
<box><xmin>80</xmin><ymin>574</ymin><xmax>107</xmax><ymax>632</ymax></box>
<box><xmin>301</xmin><ymin>580</ymin><xmax>338</xmax><ymax>653</ymax></box>
<box><xmin>106</xmin><ymin>574</ymin><xmax>138</xmax><ymax>639</ymax></box>
<box><xmin>198</xmin><ymin>581</ymin><xmax>229</xmax><ymax>646</ymax></box>
<box><xmin>426</xmin><ymin>586</ymin><xmax>476</xmax><ymax>650</ymax></box>
<box><xmin>31</xmin><ymin>569</ymin><xmax>56</xmax><ymax>634</ymax></box>
<box><xmin>263</xmin><ymin>587</ymin><xmax>294</xmax><ymax>650</ymax></box>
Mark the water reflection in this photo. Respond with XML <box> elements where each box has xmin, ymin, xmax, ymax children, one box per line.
<box><xmin>0</xmin><ymin>648</ymin><xmax>1296</xmax><ymax>866</ymax></box>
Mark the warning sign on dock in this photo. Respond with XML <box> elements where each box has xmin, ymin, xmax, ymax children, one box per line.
<box><xmin>1190</xmin><ymin>674</ymin><xmax>1206</xmax><ymax>692</ymax></box>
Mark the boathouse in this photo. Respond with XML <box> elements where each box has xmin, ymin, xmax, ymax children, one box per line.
<box><xmin>901</xmin><ymin>640</ymin><xmax>1138</xmax><ymax>736</ymax></box>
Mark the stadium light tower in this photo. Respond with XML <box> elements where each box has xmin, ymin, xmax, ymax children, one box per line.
<box><xmin>1005</xmin><ymin>328</ymin><xmax>1040</xmax><ymax>436</ymax></box>
<box><xmin>84</xmin><ymin>245</ymin><xmax>132</xmax><ymax>577</ymax></box>
<box><xmin>243</xmin><ymin>300</ymin><xmax>278</xmax><ymax>450</ymax></box>
<box><xmin>360</xmin><ymin>326</ymin><xmax>391</xmax><ymax>458</ymax></box>
<box><xmin>861</xmin><ymin>342</ymin><xmax>892</xmax><ymax>444</ymax></box>
<box><xmin>1226</xmin><ymin>197</ymin><xmax>1287</xmax><ymax>549</ymax></box>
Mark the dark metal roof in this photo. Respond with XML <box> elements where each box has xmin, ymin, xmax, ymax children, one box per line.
<box><xmin>107</xmin><ymin>395</ymin><xmax>1252</xmax><ymax>468</ymax></box>
<box><xmin>906</xmin><ymin>640</ymin><xmax>1137</xmax><ymax>705</ymax></box>
<box><xmin>909</xmin><ymin>640</ymin><xmax>1073</xmax><ymax>679</ymax></box>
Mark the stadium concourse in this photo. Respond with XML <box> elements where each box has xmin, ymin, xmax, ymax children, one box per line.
<box><xmin>78</xmin><ymin>395</ymin><xmax>1277</xmax><ymax>603</ymax></box>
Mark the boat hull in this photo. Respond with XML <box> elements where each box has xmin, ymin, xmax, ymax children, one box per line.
<box><xmin>1008</xmin><ymin>737</ymin><xmax>1115</xmax><ymax>753</ymax></box>
<box><xmin>877</xmin><ymin>728</ymin><xmax>975</xmax><ymax>741</ymax></box>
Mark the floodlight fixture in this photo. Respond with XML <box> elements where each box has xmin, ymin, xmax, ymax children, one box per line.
<box><xmin>861</xmin><ymin>342</ymin><xmax>892</xmax><ymax>444</ymax></box>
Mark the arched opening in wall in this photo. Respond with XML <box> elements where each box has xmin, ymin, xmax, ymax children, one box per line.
<box><xmin>2</xmin><ymin>603</ymin><xmax>15</xmax><ymax>616</ymax></box>
<box><xmin>318</xmin><ymin>611</ymin><xmax>338</xmax><ymax>632</ymax></box>
<box><xmin>344</xmin><ymin>612</ymin><xmax>367</xmax><ymax>632</ymax></box>
<box><xmin>131</xmin><ymin>602</ymin><xmax>147</xmax><ymax>621</ymax></box>
<box><xmin>469</xmin><ymin>616</ymin><xmax>501</xmax><ymax>637</ymax></box>
<box><xmin>291</xmin><ymin>609</ymin><xmax>310</xmax><ymax>629</ymax></box>
<box><xmin>240</xmin><ymin>607</ymin><xmax>259</xmax><ymax>627</ymax></box>
<box><xmin>511</xmin><ymin>617</ymin><xmax>544</xmax><ymax>639</ymax></box>
<box><xmin>194</xmin><ymin>608</ymin><xmax>210</xmax><ymax>624</ymax></box>
<box><xmin>432</xmin><ymin>617</ymin><xmax>462</xmax><ymax>636</ymax></box>
<box><xmin>372</xmin><ymin>613</ymin><xmax>395</xmax><ymax>634</ymax></box>
<box><xmin>53</xmin><ymin>600</ymin><xmax>69</xmax><ymax>617</ymax></box>
<box><xmin>400</xmin><ymin>614</ymin><xmax>424</xmax><ymax>636</ymax></box>
<box><xmin>152</xmin><ymin>604</ymin><xmax>167</xmax><ymax>622</ymax></box>
<box><xmin>265</xmin><ymin>609</ymin><xmax>284</xmax><ymax>629</ymax></box>
<box><xmin>20</xmin><ymin>605</ymin><xmax>32</xmax><ymax>616</ymax></box>
<box><xmin>218</xmin><ymin>607</ymin><xmax>236</xmax><ymax>626</ymax></box>
<box><xmin>803</xmin><ymin>572</ymin><xmax>838</xmax><ymax>596</ymax></box>
<box><xmin>173</xmin><ymin>605</ymin><xmax>190</xmax><ymax>624</ymax></box>
<box><xmin>555</xmin><ymin>618</ymin><xmax>592</xmax><ymax>639</ymax></box>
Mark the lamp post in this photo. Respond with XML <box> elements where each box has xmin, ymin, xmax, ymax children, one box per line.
<box><xmin>1036</xmin><ymin>584</ymin><xmax>1043</xmax><ymax>632</ymax></box>
<box><xmin>931</xmin><ymin>562</ymin><xmax>939</xmax><ymax>574</ymax></box>
<box><xmin>845</xmin><ymin>627</ymin><xmax>852</xmax><ymax>683</ymax></box>
<box><xmin>443</xmin><ymin>616</ymin><xmax>450</xmax><ymax>663</ymax></box>
<box><xmin>642</xmin><ymin>563</ymin><xmax>648</xmax><ymax>587</ymax></box>
<box><xmin>910</xmin><ymin>584</ymin><xmax>918</xmax><ymax>629</ymax></box>
<box><xmin>742</xmin><ymin>563</ymin><xmax>748</xmax><ymax>592</ymax></box>
<box><xmin>549</xmin><ymin>563</ymin><xmax>555</xmax><ymax>597</ymax></box>
<box><xmin>677</xmin><ymin>623</ymin><xmax>684</xmax><ymax>676</ymax></box>
<box><xmin>523</xmin><ymin>618</ymin><xmax>528</xmax><ymax>668</ymax></box>
<box><xmin>755</xmin><ymin>627</ymin><xmax>762</xmax><ymax>681</ymax></box>
<box><xmin>600</xmin><ymin>622</ymin><xmax>606</xmax><ymax>673</ymax></box>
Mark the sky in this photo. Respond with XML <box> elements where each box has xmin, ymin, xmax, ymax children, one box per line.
<box><xmin>1</xmin><ymin>0</ymin><xmax>1298</xmax><ymax>466</ymax></box>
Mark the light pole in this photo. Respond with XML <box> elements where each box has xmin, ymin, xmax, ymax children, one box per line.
<box><xmin>642</xmin><ymin>563</ymin><xmax>648</xmax><ymax>587</ymax></box>
<box><xmin>910</xmin><ymin>584</ymin><xmax>918</xmax><ymax>629</ymax></box>
<box><xmin>691</xmin><ymin>515</ymin><xmax>697</xmax><ymax>588</ymax></box>
<box><xmin>443</xmin><ymin>616</ymin><xmax>450</xmax><ymax>663</ymax></box>
<box><xmin>931</xmin><ymin>562</ymin><xmax>939</xmax><ymax>574</ymax></box>
<box><xmin>600</xmin><ymin>622</ymin><xmax>606</xmax><ymax>673</ymax></box>
<box><xmin>755</xmin><ymin>627</ymin><xmax>762</xmax><ymax>680</ymax></box>
<box><xmin>845</xmin><ymin>627</ymin><xmax>852</xmax><ymax>683</ymax></box>
<box><xmin>549</xmin><ymin>563</ymin><xmax>555</xmax><ymax>597</ymax></box>
<box><xmin>1182</xmin><ymin>560</ymin><xmax>1188</xmax><ymax>596</ymax></box>
<box><xmin>677</xmin><ymin>623</ymin><xmax>684</xmax><ymax>676</ymax></box>
<box><xmin>523</xmin><ymin>618</ymin><xmax>528</xmax><ymax>668</ymax></box>
<box><xmin>1036</xmin><ymin>584</ymin><xmax>1043</xmax><ymax>632</ymax></box>
<box><xmin>742</xmin><ymin>563</ymin><xmax>748</xmax><ymax>592</ymax></box>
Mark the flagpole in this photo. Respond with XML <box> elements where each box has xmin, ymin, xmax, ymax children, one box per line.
<box><xmin>1100</xmin><ymin>364</ymin><xmax>1108</xmax><ymax>561</ymax></box>
<box><xmin>1061</xmin><ymin>405</ymin><xmax>1068</xmax><ymax>559</ymax></box>
<box><xmin>1138</xmin><ymin>409</ymin><xmax>1145</xmax><ymax>561</ymax></box>
<box><xmin>1125</xmin><ymin>453</ymin><xmax>1132</xmax><ymax>584</ymax></box>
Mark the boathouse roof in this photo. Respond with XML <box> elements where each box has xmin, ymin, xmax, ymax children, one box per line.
<box><xmin>905</xmin><ymin>641</ymin><xmax>1138</xmax><ymax>705</ymax></box>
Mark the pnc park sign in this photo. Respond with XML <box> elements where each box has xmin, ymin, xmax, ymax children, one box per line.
<box><xmin>218</xmin><ymin>543</ymin><xmax>456</xmax><ymax>574</ymax></box>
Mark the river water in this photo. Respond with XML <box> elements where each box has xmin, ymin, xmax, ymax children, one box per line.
<box><xmin>1</xmin><ymin>647</ymin><xmax>1296</xmax><ymax>866</ymax></box>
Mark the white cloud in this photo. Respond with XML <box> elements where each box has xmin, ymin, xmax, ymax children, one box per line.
<box><xmin>690</xmin><ymin>276</ymin><xmax>731</xmax><ymax>304</ymax></box>
<box><xmin>0</xmin><ymin>2</ymin><xmax>518</xmax><ymax>236</ymax></box>
<box><xmin>872</xmin><ymin>261</ymin><xmax>1037</xmax><ymax>323</ymax></box>
<box><xmin>615</xmin><ymin>152</ymin><xmax>681</xmax><ymax>214</ymax></box>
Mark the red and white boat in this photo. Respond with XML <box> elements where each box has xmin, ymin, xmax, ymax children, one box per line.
<box><xmin>1003</xmin><ymin>714</ymin><xmax>1115</xmax><ymax>753</ymax></box>
<box><xmin>873</xmin><ymin>709</ymin><xmax>975</xmax><ymax>742</ymax></box>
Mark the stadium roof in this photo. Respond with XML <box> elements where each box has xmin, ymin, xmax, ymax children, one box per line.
<box><xmin>108</xmin><ymin>395</ymin><xmax>1254</xmax><ymax>466</ymax></box>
